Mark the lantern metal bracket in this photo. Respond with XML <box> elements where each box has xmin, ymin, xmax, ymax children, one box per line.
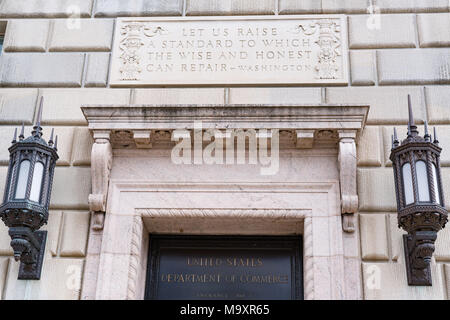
<box><xmin>403</xmin><ymin>232</ymin><xmax>434</xmax><ymax>286</ymax></box>
<box><xmin>17</xmin><ymin>230</ymin><xmax>47</xmax><ymax>280</ymax></box>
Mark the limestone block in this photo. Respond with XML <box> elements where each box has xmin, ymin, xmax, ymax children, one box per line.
<box><xmin>51</xmin><ymin>167</ymin><xmax>91</xmax><ymax>209</ymax></box>
<box><xmin>445</xmin><ymin>265</ymin><xmax>450</xmax><ymax>298</ymax></box>
<box><xmin>60</xmin><ymin>211</ymin><xmax>90</xmax><ymax>257</ymax></box>
<box><xmin>72</xmin><ymin>127</ymin><xmax>93</xmax><ymax>166</ymax></box>
<box><xmin>0</xmin><ymin>167</ymin><xmax>7</xmax><ymax>206</ymax></box>
<box><xmin>374</xmin><ymin>0</ymin><xmax>449</xmax><ymax>13</ymax></box>
<box><xmin>132</xmin><ymin>88</ymin><xmax>224</xmax><ymax>105</ymax></box>
<box><xmin>49</xmin><ymin>19</ymin><xmax>114</xmax><ymax>52</ymax></box>
<box><xmin>389</xmin><ymin>213</ymin><xmax>406</xmax><ymax>261</ymax></box>
<box><xmin>357</xmin><ymin>168</ymin><xmax>396</xmax><ymax>211</ymax></box>
<box><xmin>435</xmin><ymin>225</ymin><xmax>450</xmax><ymax>261</ymax></box>
<box><xmin>442</xmin><ymin>168</ymin><xmax>450</xmax><ymax>212</ymax></box>
<box><xmin>45</xmin><ymin>211</ymin><xmax>63</xmax><ymax>257</ymax></box>
<box><xmin>426</xmin><ymin>86</ymin><xmax>450</xmax><ymax>124</ymax></box>
<box><xmin>278</xmin><ymin>0</ymin><xmax>321</xmax><ymax>14</ymax></box>
<box><xmin>40</xmin><ymin>89</ymin><xmax>131</xmax><ymax>125</ymax></box>
<box><xmin>360</xmin><ymin>214</ymin><xmax>389</xmax><ymax>260</ymax></box>
<box><xmin>186</xmin><ymin>0</ymin><xmax>275</xmax><ymax>15</ymax></box>
<box><xmin>0</xmin><ymin>258</ymin><xmax>8</xmax><ymax>299</ymax></box>
<box><xmin>84</xmin><ymin>53</ymin><xmax>110</xmax><ymax>87</ymax></box>
<box><xmin>94</xmin><ymin>0</ymin><xmax>182</xmax><ymax>17</ymax></box>
<box><xmin>350</xmin><ymin>51</ymin><xmax>376</xmax><ymax>86</ymax></box>
<box><xmin>0</xmin><ymin>53</ymin><xmax>85</xmax><ymax>87</ymax></box>
<box><xmin>229</xmin><ymin>88</ymin><xmax>322</xmax><ymax>104</ymax></box>
<box><xmin>0</xmin><ymin>222</ymin><xmax>12</xmax><ymax>256</ymax></box>
<box><xmin>377</xmin><ymin>49</ymin><xmax>450</xmax><ymax>85</ymax></box>
<box><xmin>0</xmin><ymin>89</ymin><xmax>38</xmax><ymax>124</ymax></box>
<box><xmin>383</xmin><ymin>126</ymin><xmax>450</xmax><ymax>167</ymax></box>
<box><xmin>326</xmin><ymin>87</ymin><xmax>425</xmax><ymax>124</ymax></box>
<box><xmin>0</xmin><ymin>0</ymin><xmax>93</xmax><ymax>18</ymax></box>
<box><xmin>418</xmin><ymin>13</ymin><xmax>450</xmax><ymax>48</ymax></box>
<box><xmin>357</xmin><ymin>126</ymin><xmax>381</xmax><ymax>166</ymax></box>
<box><xmin>322</xmin><ymin>0</ymin><xmax>370</xmax><ymax>13</ymax></box>
<box><xmin>3</xmin><ymin>20</ymin><xmax>50</xmax><ymax>52</ymax></box>
<box><xmin>4</xmin><ymin>257</ymin><xmax>84</xmax><ymax>299</ymax></box>
<box><xmin>362</xmin><ymin>261</ymin><xmax>445</xmax><ymax>299</ymax></box>
<box><xmin>349</xmin><ymin>14</ymin><xmax>416</xmax><ymax>49</ymax></box>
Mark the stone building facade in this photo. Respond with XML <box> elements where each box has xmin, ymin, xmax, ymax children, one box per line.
<box><xmin>0</xmin><ymin>0</ymin><xmax>449</xmax><ymax>300</ymax></box>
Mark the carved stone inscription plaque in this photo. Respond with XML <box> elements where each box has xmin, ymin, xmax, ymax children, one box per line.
<box><xmin>145</xmin><ymin>236</ymin><xmax>303</xmax><ymax>300</ymax></box>
<box><xmin>110</xmin><ymin>16</ymin><xmax>348</xmax><ymax>86</ymax></box>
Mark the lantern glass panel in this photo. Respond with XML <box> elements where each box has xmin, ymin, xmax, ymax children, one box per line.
<box><xmin>402</xmin><ymin>162</ymin><xmax>414</xmax><ymax>205</ymax></box>
<box><xmin>30</xmin><ymin>162</ymin><xmax>44</xmax><ymax>202</ymax></box>
<box><xmin>432</xmin><ymin>163</ymin><xmax>441</xmax><ymax>205</ymax></box>
<box><xmin>15</xmin><ymin>160</ymin><xmax>30</xmax><ymax>199</ymax></box>
<box><xmin>416</xmin><ymin>160</ymin><xmax>430</xmax><ymax>202</ymax></box>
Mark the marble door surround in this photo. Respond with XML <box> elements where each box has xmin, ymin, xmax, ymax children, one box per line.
<box><xmin>80</xmin><ymin>103</ymin><xmax>369</xmax><ymax>300</ymax></box>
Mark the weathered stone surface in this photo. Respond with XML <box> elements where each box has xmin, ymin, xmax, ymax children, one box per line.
<box><xmin>418</xmin><ymin>13</ymin><xmax>450</xmax><ymax>48</ymax></box>
<box><xmin>41</xmin><ymin>89</ymin><xmax>131</xmax><ymax>125</ymax></box>
<box><xmin>279</xmin><ymin>0</ymin><xmax>321</xmax><ymax>14</ymax></box>
<box><xmin>445</xmin><ymin>265</ymin><xmax>450</xmax><ymax>298</ymax></box>
<box><xmin>322</xmin><ymin>0</ymin><xmax>370</xmax><ymax>13</ymax></box>
<box><xmin>326</xmin><ymin>87</ymin><xmax>425</xmax><ymax>124</ymax></box>
<box><xmin>435</xmin><ymin>225</ymin><xmax>450</xmax><ymax>261</ymax></box>
<box><xmin>350</xmin><ymin>50</ymin><xmax>376</xmax><ymax>86</ymax></box>
<box><xmin>374</xmin><ymin>0</ymin><xmax>449</xmax><ymax>13</ymax></box>
<box><xmin>349</xmin><ymin>14</ymin><xmax>416</xmax><ymax>49</ymax></box>
<box><xmin>442</xmin><ymin>168</ymin><xmax>450</xmax><ymax>212</ymax></box>
<box><xmin>3</xmin><ymin>20</ymin><xmax>50</xmax><ymax>52</ymax></box>
<box><xmin>94</xmin><ymin>0</ymin><xmax>182</xmax><ymax>17</ymax></box>
<box><xmin>0</xmin><ymin>0</ymin><xmax>93</xmax><ymax>18</ymax></box>
<box><xmin>50</xmin><ymin>19</ymin><xmax>114</xmax><ymax>52</ymax></box>
<box><xmin>46</xmin><ymin>211</ymin><xmax>62</xmax><ymax>257</ymax></box>
<box><xmin>4</xmin><ymin>257</ymin><xmax>84</xmax><ymax>299</ymax></box>
<box><xmin>357</xmin><ymin>169</ymin><xmax>396</xmax><ymax>211</ymax></box>
<box><xmin>84</xmin><ymin>53</ymin><xmax>110</xmax><ymax>87</ymax></box>
<box><xmin>377</xmin><ymin>49</ymin><xmax>450</xmax><ymax>85</ymax></box>
<box><xmin>51</xmin><ymin>167</ymin><xmax>91</xmax><ymax>209</ymax></box>
<box><xmin>389</xmin><ymin>213</ymin><xmax>406</xmax><ymax>261</ymax></box>
<box><xmin>60</xmin><ymin>211</ymin><xmax>90</xmax><ymax>257</ymax></box>
<box><xmin>0</xmin><ymin>53</ymin><xmax>85</xmax><ymax>87</ymax></box>
<box><xmin>357</xmin><ymin>126</ymin><xmax>381</xmax><ymax>166</ymax></box>
<box><xmin>186</xmin><ymin>0</ymin><xmax>275</xmax><ymax>15</ymax></box>
<box><xmin>0</xmin><ymin>258</ymin><xmax>8</xmax><ymax>299</ymax></box>
<box><xmin>229</xmin><ymin>88</ymin><xmax>322</xmax><ymax>104</ymax></box>
<box><xmin>72</xmin><ymin>127</ymin><xmax>93</xmax><ymax>166</ymax></box>
<box><xmin>383</xmin><ymin>126</ymin><xmax>450</xmax><ymax>167</ymax></box>
<box><xmin>132</xmin><ymin>88</ymin><xmax>225</xmax><ymax>104</ymax></box>
<box><xmin>0</xmin><ymin>89</ymin><xmax>38</xmax><ymax>124</ymax></box>
<box><xmin>362</xmin><ymin>261</ymin><xmax>445</xmax><ymax>299</ymax></box>
<box><xmin>360</xmin><ymin>214</ymin><xmax>389</xmax><ymax>260</ymax></box>
<box><xmin>426</xmin><ymin>86</ymin><xmax>450</xmax><ymax>124</ymax></box>
<box><xmin>0</xmin><ymin>222</ymin><xmax>12</xmax><ymax>256</ymax></box>
<box><xmin>111</xmin><ymin>17</ymin><xmax>349</xmax><ymax>86</ymax></box>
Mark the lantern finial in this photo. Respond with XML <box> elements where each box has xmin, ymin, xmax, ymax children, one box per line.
<box><xmin>433</xmin><ymin>127</ymin><xmax>439</xmax><ymax>146</ymax></box>
<box><xmin>19</xmin><ymin>122</ymin><xmax>25</xmax><ymax>141</ymax></box>
<box><xmin>12</xmin><ymin>128</ymin><xmax>17</xmax><ymax>144</ymax></box>
<box><xmin>407</xmin><ymin>95</ymin><xmax>418</xmax><ymax>138</ymax></box>
<box><xmin>54</xmin><ymin>135</ymin><xmax>58</xmax><ymax>151</ymax></box>
<box><xmin>424</xmin><ymin>121</ymin><xmax>431</xmax><ymax>142</ymax></box>
<box><xmin>48</xmin><ymin>128</ymin><xmax>55</xmax><ymax>147</ymax></box>
<box><xmin>32</xmin><ymin>97</ymin><xmax>44</xmax><ymax>139</ymax></box>
<box><xmin>393</xmin><ymin>127</ymin><xmax>399</xmax><ymax>147</ymax></box>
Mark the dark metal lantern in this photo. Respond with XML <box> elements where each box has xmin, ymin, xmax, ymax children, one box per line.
<box><xmin>390</xmin><ymin>95</ymin><xmax>448</xmax><ymax>286</ymax></box>
<box><xmin>0</xmin><ymin>98</ymin><xmax>58</xmax><ymax>280</ymax></box>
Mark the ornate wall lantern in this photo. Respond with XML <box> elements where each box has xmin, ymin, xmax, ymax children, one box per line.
<box><xmin>390</xmin><ymin>95</ymin><xmax>448</xmax><ymax>286</ymax></box>
<box><xmin>0</xmin><ymin>98</ymin><xmax>58</xmax><ymax>280</ymax></box>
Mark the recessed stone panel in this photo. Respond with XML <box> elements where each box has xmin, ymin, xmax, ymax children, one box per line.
<box><xmin>110</xmin><ymin>16</ymin><xmax>349</xmax><ymax>86</ymax></box>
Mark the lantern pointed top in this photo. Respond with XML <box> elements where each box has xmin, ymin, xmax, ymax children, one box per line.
<box><xmin>11</xmin><ymin>128</ymin><xmax>17</xmax><ymax>144</ymax></box>
<box><xmin>19</xmin><ymin>122</ymin><xmax>25</xmax><ymax>141</ymax></box>
<box><xmin>407</xmin><ymin>94</ymin><xmax>419</xmax><ymax>138</ymax></box>
<box><xmin>48</xmin><ymin>128</ymin><xmax>54</xmax><ymax>147</ymax></box>
<box><xmin>32</xmin><ymin>97</ymin><xmax>44</xmax><ymax>139</ymax></box>
<box><xmin>434</xmin><ymin>127</ymin><xmax>439</xmax><ymax>146</ymax></box>
<box><xmin>424</xmin><ymin>121</ymin><xmax>431</xmax><ymax>142</ymax></box>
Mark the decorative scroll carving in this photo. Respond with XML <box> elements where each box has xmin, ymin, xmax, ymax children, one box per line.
<box><xmin>338</xmin><ymin>130</ymin><xmax>358</xmax><ymax>233</ymax></box>
<box><xmin>292</xmin><ymin>19</ymin><xmax>342</xmax><ymax>80</ymax></box>
<box><xmin>127</xmin><ymin>215</ymin><xmax>143</xmax><ymax>300</ymax></box>
<box><xmin>89</xmin><ymin>131</ymin><xmax>112</xmax><ymax>230</ymax></box>
<box><xmin>119</xmin><ymin>22</ymin><xmax>167</xmax><ymax>81</ymax></box>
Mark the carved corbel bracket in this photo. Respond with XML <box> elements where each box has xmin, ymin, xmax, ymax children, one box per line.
<box><xmin>89</xmin><ymin>131</ymin><xmax>112</xmax><ymax>230</ymax></box>
<box><xmin>296</xmin><ymin>130</ymin><xmax>315</xmax><ymax>149</ymax></box>
<box><xmin>133</xmin><ymin>130</ymin><xmax>152</xmax><ymax>149</ymax></box>
<box><xmin>338</xmin><ymin>130</ymin><xmax>358</xmax><ymax>233</ymax></box>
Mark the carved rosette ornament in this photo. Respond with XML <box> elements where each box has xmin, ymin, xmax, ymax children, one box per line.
<box><xmin>390</xmin><ymin>95</ymin><xmax>448</xmax><ymax>286</ymax></box>
<box><xmin>293</xmin><ymin>19</ymin><xmax>342</xmax><ymax>80</ymax></box>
